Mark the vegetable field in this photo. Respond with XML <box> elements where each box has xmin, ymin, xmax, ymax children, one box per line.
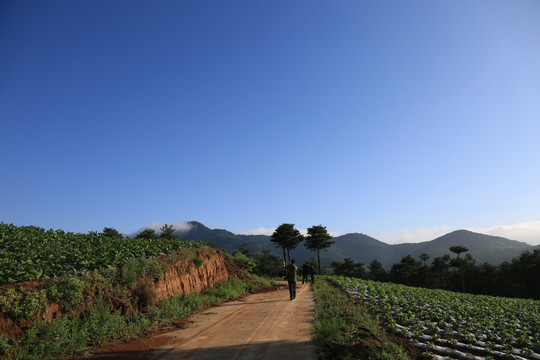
<box><xmin>324</xmin><ymin>275</ymin><xmax>540</xmax><ymax>360</ymax></box>
<box><xmin>0</xmin><ymin>223</ymin><xmax>212</xmax><ymax>284</ymax></box>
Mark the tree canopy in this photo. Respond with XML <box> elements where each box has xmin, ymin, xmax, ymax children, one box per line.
<box><xmin>135</xmin><ymin>228</ymin><xmax>157</xmax><ymax>240</ymax></box>
<box><xmin>270</xmin><ymin>223</ymin><xmax>304</xmax><ymax>262</ymax></box>
<box><xmin>159</xmin><ymin>224</ymin><xmax>176</xmax><ymax>240</ymax></box>
<box><xmin>331</xmin><ymin>257</ymin><xmax>365</xmax><ymax>278</ymax></box>
<box><xmin>305</xmin><ymin>224</ymin><xmax>334</xmax><ymax>274</ymax></box>
<box><xmin>101</xmin><ymin>227</ymin><xmax>123</xmax><ymax>238</ymax></box>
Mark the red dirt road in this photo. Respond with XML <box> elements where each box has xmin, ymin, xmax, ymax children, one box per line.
<box><xmin>88</xmin><ymin>281</ymin><xmax>317</xmax><ymax>360</ymax></box>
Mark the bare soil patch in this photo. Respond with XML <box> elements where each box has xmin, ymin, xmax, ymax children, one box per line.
<box><xmin>84</xmin><ymin>281</ymin><xmax>317</xmax><ymax>360</ymax></box>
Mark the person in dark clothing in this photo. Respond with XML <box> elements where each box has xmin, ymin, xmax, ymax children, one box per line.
<box><xmin>302</xmin><ymin>262</ymin><xmax>309</xmax><ymax>284</ymax></box>
<box><xmin>283</xmin><ymin>259</ymin><xmax>298</xmax><ymax>300</ymax></box>
<box><xmin>309</xmin><ymin>263</ymin><xmax>315</xmax><ymax>283</ymax></box>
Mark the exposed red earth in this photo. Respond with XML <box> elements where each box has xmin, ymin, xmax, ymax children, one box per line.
<box><xmin>86</xmin><ymin>281</ymin><xmax>317</xmax><ymax>360</ymax></box>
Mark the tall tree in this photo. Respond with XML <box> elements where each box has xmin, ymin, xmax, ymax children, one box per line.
<box><xmin>102</xmin><ymin>227</ymin><xmax>123</xmax><ymax>238</ymax></box>
<box><xmin>304</xmin><ymin>224</ymin><xmax>335</xmax><ymax>275</ymax></box>
<box><xmin>270</xmin><ymin>223</ymin><xmax>304</xmax><ymax>262</ymax></box>
<box><xmin>450</xmin><ymin>245</ymin><xmax>469</xmax><ymax>292</ymax></box>
<box><xmin>390</xmin><ymin>255</ymin><xmax>421</xmax><ymax>286</ymax></box>
<box><xmin>431</xmin><ymin>255</ymin><xmax>451</xmax><ymax>289</ymax></box>
<box><xmin>136</xmin><ymin>228</ymin><xmax>157</xmax><ymax>240</ymax></box>
<box><xmin>159</xmin><ymin>224</ymin><xmax>176</xmax><ymax>240</ymax></box>
<box><xmin>254</xmin><ymin>248</ymin><xmax>283</xmax><ymax>278</ymax></box>
<box><xmin>236</xmin><ymin>243</ymin><xmax>252</xmax><ymax>258</ymax></box>
<box><xmin>368</xmin><ymin>259</ymin><xmax>387</xmax><ymax>282</ymax></box>
<box><xmin>331</xmin><ymin>258</ymin><xmax>366</xmax><ymax>278</ymax></box>
<box><xmin>419</xmin><ymin>253</ymin><xmax>430</xmax><ymax>287</ymax></box>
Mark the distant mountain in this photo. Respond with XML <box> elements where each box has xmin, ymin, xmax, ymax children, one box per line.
<box><xmin>144</xmin><ymin>221</ymin><xmax>535</xmax><ymax>268</ymax></box>
<box><xmin>336</xmin><ymin>230</ymin><xmax>533</xmax><ymax>267</ymax></box>
<box><xmin>396</xmin><ymin>230</ymin><xmax>532</xmax><ymax>265</ymax></box>
<box><xmin>174</xmin><ymin>221</ymin><xmax>274</xmax><ymax>256</ymax></box>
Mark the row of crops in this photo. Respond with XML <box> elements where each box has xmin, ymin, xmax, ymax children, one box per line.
<box><xmin>0</xmin><ymin>223</ymin><xmax>212</xmax><ymax>284</ymax></box>
<box><xmin>324</xmin><ymin>275</ymin><xmax>540</xmax><ymax>360</ymax></box>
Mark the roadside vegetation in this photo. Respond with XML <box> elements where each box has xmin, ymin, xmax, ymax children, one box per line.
<box><xmin>329</xmin><ymin>246</ymin><xmax>540</xmax><ymax>301</ymax></box>
<box><xmin>312</xmin><ymin>278</ymin><xmax>411</xmax><ymax>360</ymax></box>
<box><xmin>0</xmin><ymin>223</ymin><xmax>216</xmax><ymax>285</ymax></box>
<box><xmin>4</xmin><ymin>221</ymin><xmax>540</xmax><ymax>360</ymax></box>
<box><xmin>0</xmin><ymin>223</ymin><xmax>272</xmax><ymax>359</ymax></box>
<box><xmin>0</xmin><ymin>276</ymin><xmax>259</xmax><ymax>359</ymax></box>
<box><xmin>325</xmin><ymin>275</ymin><xmax>540</xmax><ymax>360</ymax></box>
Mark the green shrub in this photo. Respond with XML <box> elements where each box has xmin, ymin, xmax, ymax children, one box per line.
<box><xmin>230</xmin><ymin>251</ymin><xmax>256</xmax><ymax>273</ymax></box>
<box><xmin>152</xmin><ymin>292</ymin><xmax>204</xmax><ymax>324</ymax></box>
<box><xmin>193</xmin><ymin>257</ymin><xmax>204</xmax><ymax>268</ymax></box>
<box><xmin>313</xmin><ymin>317</ymin><xmax>342</xmax><ymax>344</ymax></box>
<box><xmin>84</xmin><ymin>302</ymin><xmax>126</xmax><ymax>347</ymax></box>
<box><xmin>0</xmin><ymin>335</ymin><xmax>13</xmax><ymax>356</ymax></box>
<box><xmin>0</xmin><ymin>288</ymin><xmax>46</xmax><ymax>321</ymax></box>
<box><xmin>22</xmin><ymin>317</ymin><xmax>87</xmax><ymax>358</ymax></box>
<box><xmin>44</xmin><ymin>276</ymin><xmax>85</xmax><ymax>309</ymax></box>
<box><xmin>312</xmin><ymin>279</ymin><xmax>410</xmax><ymax>360</ymax></box>
<box><xmin>120</xmin><ymin>257</ymin><xmax>166</xmax><ymax>287</ymax></box>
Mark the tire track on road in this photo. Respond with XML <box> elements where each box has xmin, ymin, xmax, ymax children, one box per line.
<box><xmin>146</xmin><ymin>282</ymin><xmax>316</xmax><ymax>360</ymax></box>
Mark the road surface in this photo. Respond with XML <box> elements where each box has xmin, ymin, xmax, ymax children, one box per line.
<box><xmin>89</xmin><ymin>281</ymin><xmax>317</xmax><ymax>360</ymax></box>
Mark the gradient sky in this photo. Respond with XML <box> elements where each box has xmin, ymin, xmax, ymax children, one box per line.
<box><xmin>2</xmin><ymin>1</ymin><xmax>540</xmax><ymax>245</ymax></box>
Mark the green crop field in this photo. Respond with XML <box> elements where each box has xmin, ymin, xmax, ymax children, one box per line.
<box><xmin>0</xmin><ymin>223</ymin><xmax>212</xmax><ymax>284</ymax></box>
<box><xmin>324</xmin><ymin>275</ymin><xmax>540</xmax><ymax>360</ymax></box>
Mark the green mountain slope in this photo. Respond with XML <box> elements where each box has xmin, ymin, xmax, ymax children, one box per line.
<box><xmin>166</xmin><ymin>222</ymin><xmax>534</xmax><ymax>268</ymax></box>
<box><xmin>405</xmin><ymin>230</ymin><xmax>532</xmax><ymax>265</ymax></box>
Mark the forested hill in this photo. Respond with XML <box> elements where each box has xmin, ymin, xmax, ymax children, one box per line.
<box><xmin>168</xmin><ymin>222</ymin><xmax>535</xmax><ymax>268</ymax></box>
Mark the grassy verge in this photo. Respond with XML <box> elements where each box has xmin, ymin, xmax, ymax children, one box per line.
<box><xmin>0</xmin><ymin>244</ymin><xmax>274</xmax><ymax>360</ymax></box>
<box><xmin>312</xmin><ymin>279</ymin><xmax>410</xmax><ymax>360</ymax></box>
<box><xmin>1</xmin><ymin>277</ymin><xmax>262</xmax><ymax>360</ymax></box>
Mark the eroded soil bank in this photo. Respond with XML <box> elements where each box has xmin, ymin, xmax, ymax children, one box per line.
<box><xmin>87</xmin><ymin>282</ymin><xmax>317</xmax><ymax>360</ymax></box>
<box><xmin>0</xmin><ymin>248</ymin><xmax>231</xmax><ymax>339</ymax></box>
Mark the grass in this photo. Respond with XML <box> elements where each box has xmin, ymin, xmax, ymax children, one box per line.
<box><xmin>312</xmin><ymin>279</ymin><xmax>411</xmax><ymax>360</ymax></box>
<box><xmin>0</xmin><ymin>277</ymin><xmax>263</xmax><ymax>360</ymax></box>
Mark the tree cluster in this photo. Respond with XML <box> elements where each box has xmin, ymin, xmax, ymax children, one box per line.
<box><xmin>135</xmin><ymin>224</ymin><xmax>177</xmax><ymax>240</ymax></box>
<box><xmin>349</xmin><ymin>246</ymin><xmax>540</xmax><ymax>300</ymax></box>
<box><xmin>270</xmin><ymin>223</ymin><xmax>334</xmax><ymax>275</ymax></box>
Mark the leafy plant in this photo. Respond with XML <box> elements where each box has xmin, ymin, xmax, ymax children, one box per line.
<box><xmin>0</xmin><ymin>288</ymin><xmax>46</xmax><ymax>321</ymax></box>
<box><xmin>44</xmin><ymin>276</ymin><xmax>85</xmax><ymax>310</ymax></box>
<box><xmin>120</xmin><ymin>256</ymin><xmax>167</xmax><ymax>287</ymax></box>
<box><xmin>324</xmin><ymin>275</ymin><xmax>540</xmax><ymax>360</ymax></box>
<box><xmin>312</xmin><ymin>279</ymin><xmax>409</xmax><ymax>360</ymax></box>
<box><xmin>193</xmin><ymin>257</ymin><xmax>204</xmax><ymax>268</ymax></box>
<box><xmin>84</xmin><ymin>302</ymin><xmax>127</xmax><ymax>347</ymax></box>
<box><xmin>0</xmin><ymin>223</ymin><xmax>211</xmax><ymax>284</ymax></box>
<box><xmin>0</xmin><ymin>335</ymin><xmax>13</xmax><ymax>356</ymax></box>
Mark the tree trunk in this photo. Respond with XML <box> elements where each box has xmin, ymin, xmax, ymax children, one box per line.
<box><xmin>460</xmin><ymin>265</ymin><xmax>466</xmax><ymax>292</ymax></box>
<box><xmin>317</xmin><ymin>249</ymin><xmax>321</xmax><ymax>275</ymax></box>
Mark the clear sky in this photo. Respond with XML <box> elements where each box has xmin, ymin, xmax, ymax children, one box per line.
<box><xmin>2</xmin><ymin>1</ymin><xmax>540</xmax><ymax>245</ymax></box>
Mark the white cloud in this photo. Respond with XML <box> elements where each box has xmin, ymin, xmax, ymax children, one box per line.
<box><xmin>239</xmin><ymin>227</ymin><xmax>275</xmax><ymax>236</ymax></box>
<box><xmin>377</xmin><ymin>225</ymin><xmax>453</xmax><ymax>244</ymax></box>
<box><xmin>135</xmin><ymin>222</ymin><xmax>193</xmax><ymax>235</ymax></box>
<box><xmin>376</xmin><ymin>221</ymin><xmax>540</xmax><ymax>246</ymax></box>
<box><xmin>467</xmin><ymin>221</ymin><xmax>540</xmax><ymax>246</ymax></box>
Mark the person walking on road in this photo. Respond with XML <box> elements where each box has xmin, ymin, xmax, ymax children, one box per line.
<box><xmin>283</xmin><ymin>259</ymin><xmax>298</xmax><ymax>300</ymax></box>
<box><xmin>302</xmin><ymin>261</ymin><xmax>309</xmax><ymax>284</ymax></box>
<box><xmin>309</xmin><ymin>263</ymin><xmax>315</xmax><ymax>283</ymax></box>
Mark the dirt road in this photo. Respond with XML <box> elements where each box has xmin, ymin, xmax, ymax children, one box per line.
<box><xmin>90</xmin><ymin>281</ymin><xmax>317</xmax><ymax>360</ymax></box>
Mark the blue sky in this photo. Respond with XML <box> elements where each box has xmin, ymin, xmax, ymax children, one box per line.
<box><xmin>2</xmin><ymin>1</ymin><xmax>540</xmax><ymax>245</ymax></box>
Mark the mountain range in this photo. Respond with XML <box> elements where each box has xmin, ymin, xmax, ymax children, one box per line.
<box><xmin>160</xmin><ymin>221</ymin><xmax>536</xmax><ymax>268</ymax></box>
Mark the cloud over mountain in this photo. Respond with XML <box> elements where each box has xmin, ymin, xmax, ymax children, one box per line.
<box><xmin>376</xmin><ymin>221</ymin><xmax>540</xmax><ymax>246</ymax></box>
<box><xmin>468</xmin><ymin>221</ymin><xmax>540</xmax><ymax>246</ymax></box>
<box><xmin>133</xmin><ymin>222</ymin><xmax>194</xmax><ymax>236</ymax></box>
